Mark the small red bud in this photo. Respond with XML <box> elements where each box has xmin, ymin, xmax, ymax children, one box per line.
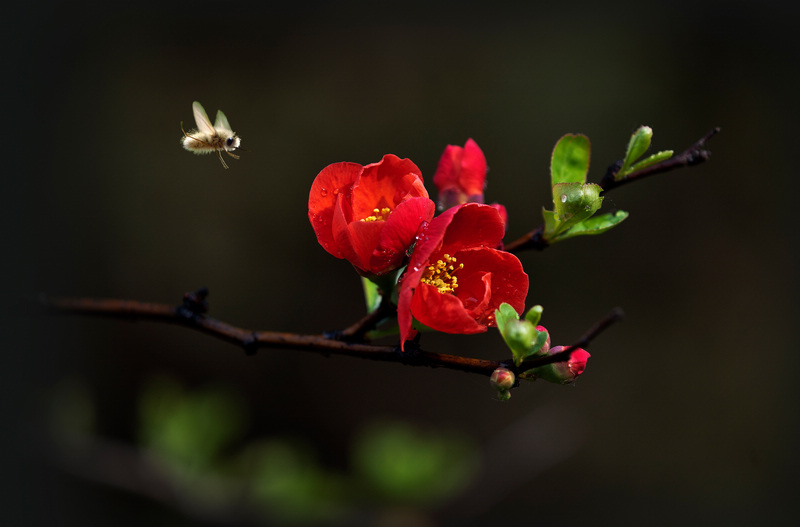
<box><xmin>490</xmin><ymin>367</ymin><xmax>515</xmax><ymax>391</ymax></box>
<box><xmin>531</xmin><ymin>346</ymin><xmax>591</xmax><ymax>384</ymax></box>
<box><xmin>536</xmin><ymin>325</ymin><xmax>551</xmax><ymax>355</ymax></box>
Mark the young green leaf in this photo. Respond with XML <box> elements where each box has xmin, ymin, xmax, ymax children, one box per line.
<box><xmin>551</xmin><ymin>134</ymin><xmax>591</xmax><ymax>185</ymax></box>
<box><xmin>542</xmin><ymin>208</ymin><xmax>558</xmax><ymax>239</ymax></box>
<box><xmin>549</xmin><ymin>182</ymin><xmax>603</xmax><ymax>233</ymax></box>
<box><xmin>524</xmin><ymin>305</ymin><xmax>543</xmax><ymax>326</ymax></box>
<box><xmin>626</xmin><ymin>150</ymin><xmax>673</xmax><ymax>174</ymax></box>
<box><xmin>550</xmin><ymin>210</ymin><xmax>629</xmax><ymax>241</ymax></box>
<box><xmin>620</xmin><ymin>126</ymin><xmax>653</xmax><ymax>175</ymax></box>
<box><xmin>495</xmin><ymin>302</ymin><xmax>520</xmax><ymax>336</ymax></box>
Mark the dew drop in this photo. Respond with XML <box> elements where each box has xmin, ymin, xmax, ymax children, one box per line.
<box><xmin>333</xmin><ymin>188</ymin><xmax>340</xmax><ymax>195</ymax></box>
<box><xmin>320</xmin><ymin>188</ymin><xmax>328</xmax><ymax>197</ymax></box>
<box><xmin>560</xmin><ymin>194</ymin><xmax>568</xmax><ymax>203</ymax></box>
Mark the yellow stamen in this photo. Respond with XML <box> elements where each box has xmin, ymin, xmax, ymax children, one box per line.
<box><xmin>361</xmin><ymin>207</ymin><xmax>392</xmax><ymax>222</ymax></box>
<box><xmin>420</xmin><ymin>253</ymin><xmax>464</xmax><ymax>294</ymax></box>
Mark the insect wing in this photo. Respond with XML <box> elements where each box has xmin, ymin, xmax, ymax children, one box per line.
<box><xmin>192</xmin><ymin>101</ymin><xmax>216</xmax><ymax>135</ymax></box>
<box><xmin>214</xmin><ymin>110</ymin><xmax>233</xmax><ymax>133</ymax></box>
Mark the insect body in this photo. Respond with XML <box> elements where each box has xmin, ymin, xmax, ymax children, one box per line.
<box><xmin>181</xmin><ymin>101</ymin><xmax>241</xmax><ymax>169</ymax></box>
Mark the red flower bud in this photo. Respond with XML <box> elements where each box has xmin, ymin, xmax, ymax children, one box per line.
<box><xmin>536</xmin><ymin>325</ymin><xmax>551</xmax><ymax>355</ymax></box>
<box><xmin>433</xmin><ymin>138</ymin><xmax>487</xmax><ymax>209</ymax></box>
<box><xmin>532</xmin><ymin>346</ymin><xmax>590</xmax><ymax>384</ymax></box>
<box><xmin>490</xmin><ymin>367</ymin><xmax>515</xmax><ymax>391</ymax></box>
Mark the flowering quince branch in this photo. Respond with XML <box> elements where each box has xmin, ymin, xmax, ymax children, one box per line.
<box><xmin>40</xmin><ymin>125</ymin><xmax>715</xmax><ymax>397</ymax></box>
<box><xmin>38</xmin><ymin>291</ymin><xmax>621</xmax><ymax>378</ymax></box>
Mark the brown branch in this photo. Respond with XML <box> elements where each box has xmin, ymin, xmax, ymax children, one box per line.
<box><xmin>38</xmin><ymin>291</ymin><xmax>621</xmax><ymax>378</ymax></box>
<box><xmin>504</xmin><ymin>127</ymin><xmax>720</xmax><ymax>253</ymax></box>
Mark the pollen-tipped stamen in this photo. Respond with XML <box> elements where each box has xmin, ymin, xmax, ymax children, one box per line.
<box><xmin>361</xmin><ymin>207</ymin><xmax>392</xmax><ymax>222</ymax></box>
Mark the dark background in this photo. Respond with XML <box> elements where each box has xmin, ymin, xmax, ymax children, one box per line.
<box><xmin>5</xmin><ymin>0</ymin><xmax>798</xmax><ymax>524</ymax></box>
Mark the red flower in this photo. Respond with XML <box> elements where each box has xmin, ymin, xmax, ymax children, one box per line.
<box><xmin>398</xmin><ymin>203</ymin><xmax>528</xmax><ymax>349</ymax></box>
<box><xmin>433</xmin><ymin>138</ymin><xmax>487</xmax><ymax>209</ymax></box>
<box><xmin>308</xmin><ymin>154</ymin><xmax>435</xmax><ymax>276</ymax></box>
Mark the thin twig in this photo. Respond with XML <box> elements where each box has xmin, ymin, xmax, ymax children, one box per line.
<box><xmin>599</xmin><ymin>127</ymin><xmax>720</xmax><ymax>192</ymax></box>
<box><xmin>332</xmin><ymin>299</ymin><xmax>397</xmax><ymax>342</ymax></box>
<box><xmin>504</xmin><ymin>128</ymin><xmax>719</xmax><ymax>253</ymax></box>
<box><xmin>515</xmin><ymin>307</ymin><xmax>624</xmax><ymax>372</ymax></box>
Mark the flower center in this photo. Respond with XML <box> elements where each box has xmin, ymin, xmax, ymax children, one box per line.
<box><xmin>420</xmin><ymin>253</ymin><xmax>464</xmax><ymax>294</ymax></box>
<box><xmin>361</xmin><ymin>207</ymin><xmax>392</xmax><ymax>222</ymax></box>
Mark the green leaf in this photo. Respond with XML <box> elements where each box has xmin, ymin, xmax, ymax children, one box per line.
<box><xmin>550</xmin><ymin>182</ymin><xmax>603</xmax><ymax>233</ymax></box>
<box><xmin>524</xmin><ymin>305</ymin><xmax>543</xmax><ymax>326</ymax></box>
<box><xmin>551</xmin><ymin>134</ymin><xmax>591</xmax><ymax>185</ymax></box>
<box><xmin>542</xmin><ymin>208</ymin><xmax>558</xmax><ymax>239</ymax></box>
<box><xmin>626</xmin><ymin>150</ymin><xmax>673</xmax><ymax>174</ymax></box>
<box><xmin>550</xmin><ymin>210</ymin><xmax>629</xmax><ymax>241</ymax></box>
<box><xmin>494</xmin><ymin>302</ymin><xmax>520</xmax><ymax>335</ymax></box>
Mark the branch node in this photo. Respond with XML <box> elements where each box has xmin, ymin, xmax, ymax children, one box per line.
<box><xmin>395</xmin><ymin>336</ymin><xmax>427</xmax><ymax>367</ymax></box>
<box><xmin>323</xmin><ymin>329</ymin><xmax>344</xmax><ymax>341</ymax></box>
<box><xmin>181</xmin><ymin>287</ymin><xmax>209</xmax><ymax>317</ymax></box>
<box><xmin>242</xmin><ymin>332</ymin><xmax>259</xmax><ymax>356</ymax></box>
<box><xmin>601</xmin><ymin>159</ymin><xmax>624</xmax><ymax>187</ymax></box>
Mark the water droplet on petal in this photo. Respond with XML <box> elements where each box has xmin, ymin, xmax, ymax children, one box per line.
<box><xmin>333</xmin><ymin>188</ymin><xmax>340</xmax><ymax>195</ymax></box>
<box><xmin>560</xmin><ymin>194</ymin><xmax>568</xmax><ymax>203</ymax></box>
<box><xmin>320</xmin><ymin>188</ymin><xmax>328</xmax><ymax>197</ymax></box>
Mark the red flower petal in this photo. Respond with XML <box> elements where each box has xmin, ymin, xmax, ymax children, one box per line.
<box><xmin>333</xmin><ymin>202</ymin><xmax>385</xmax><ymax>272</ymax></box>
<box><xmin>440</xmin><ymin>203</ymin><xmax>505</xmax><ymax>255</ymax></box>
<box><xmin>371</xmin><ymin>197</ymin><xmax>435</xmax><ymax>273</ymax></box>
<box><xmin>398</xmin><ymin>203</ymin><xmax>528</xmax><ymax>349</ymax></box>
<box><xmin>453</xmin><ymin>247</ymin><xmax>528</xmax><ymax>323</ymax></box>
<box><xmin>309</xmin><ymin>155</ymin><xmax>433</xmax><ymax>276</ymax></box>
<box><xmin>409</xmin><ymin>283</ymin><xmax>486</xmax><ymax>334</ymax></box>
<box><xmin>351</xmin><ymin>155</ymin><xmax>427</xmax><ymax>220</ymax></box>
<box><xmin>308</xmin><ymin>162</ymin><xmax>361</xmax><ymax>257</ymax></box>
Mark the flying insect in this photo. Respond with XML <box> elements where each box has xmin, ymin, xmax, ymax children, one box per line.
<box><xmin>181</xmin><ymin>101</ymin><xmax>241</xmax><ymax>169</ymax></box>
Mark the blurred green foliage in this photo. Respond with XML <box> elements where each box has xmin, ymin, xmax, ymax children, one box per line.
<box><xmin>352</xmin><ymin>421</ymin><xmax>478</xmax><ymax>507</ymax></box>
<box><xmin>138</xmin><ymin>375</ymin><xmax>247</xmax><ymax>472</ymax></box>
<box><xmin>50</xmin><ymin>375</ymin><xmax>479</xmax><ymax>524</ymax></box>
